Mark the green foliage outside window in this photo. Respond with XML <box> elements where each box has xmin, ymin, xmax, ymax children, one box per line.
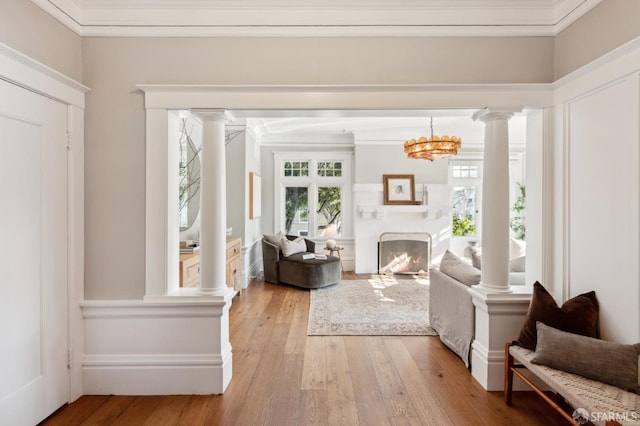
<box><xmin>285</xmin><ymin>187</ymin><xmax>308</xmax><ymax>234</ymax></box>
<box><xmin>452</xmin><ymin>217</ymin><xmax>476</xmax><ymax>236</ymax></box>
<box><xmin>510</xmin><ymin>183</ymin><xmax>526</xmax><ymax>241</ymax></box>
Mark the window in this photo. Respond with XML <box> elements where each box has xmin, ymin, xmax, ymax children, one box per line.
<box><xmin>275</xmin><ymin>152</ymin><xmax>352</xmax><ymax>239</ymax></box>
<box><xmin>284</xmin><ymin>161</ymin><xmax>309</xmax><ymax>177</ymax></box>
<box><xmin>452</xmin><ymin>187</ymin><xmax>477</xmax><ymax>236</ymax></box>
<box><xmin>450</xmin><ymin>161</ymin><xmax>482</xmax><ymax>238</ymax></box>
<box><xmin>452</xmin><ymin>165</ymin><xmax>478</xmax><ymax>178</ymax></box>
<box><xmin>317</xmin><ymin>162</ymin><xmax>342</xmax><ymax>177</ymax></box>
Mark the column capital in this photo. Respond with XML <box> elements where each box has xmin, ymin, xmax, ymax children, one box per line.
<box><xmin>191</xmin><ymin>109</ymin><xmax>235</xmax><ymax>123</ymax></box>
<box><xmin>472</xmin><ymin>107</ymin><xmax>522</xmax><ymax>123</ymax></box>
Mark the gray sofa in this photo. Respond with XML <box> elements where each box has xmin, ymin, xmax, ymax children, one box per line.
<box><xmin>262</xmin><ymin>235</ymin><xmax>341</xmax><ymax>289</ymax></box>
<box><xmin>429</xmin><ymin>250</ymin><xmax>525</xmax><ymax>367</ymax></box>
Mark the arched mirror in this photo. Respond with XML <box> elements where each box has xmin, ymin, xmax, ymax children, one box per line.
<box><xmin>178</xmin><ymin>118</ymin><xmax>201</xmax><ymax>231</ymax></box>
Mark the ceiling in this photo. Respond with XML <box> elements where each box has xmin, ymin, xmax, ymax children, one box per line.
<box><xmin>244</xmin><ymin>112</ymin><xmax>527</xmax><ymax>149</ymax></box>
<box><xmin>34</xmin><ymin>0</ymin><xmax>601</xmax><ymax>37</ymax></box>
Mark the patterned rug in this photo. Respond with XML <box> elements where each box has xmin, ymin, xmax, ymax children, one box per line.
<box><xmin>307</xmin><ymin>276</ymin><xmax>438</xmax><ymax>336</ymax></box>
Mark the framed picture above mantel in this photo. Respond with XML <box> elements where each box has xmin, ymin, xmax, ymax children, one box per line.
<box><xmin>383</xmin><ymin>174</ymin><xmax>420</xmax><ymax>205</ymax></box>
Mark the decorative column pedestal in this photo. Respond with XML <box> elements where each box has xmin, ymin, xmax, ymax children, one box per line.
<box><xmin>470</xmin><ymin>108</ymin><xmax>532</xmax><ymax>390</ymax></box>
<box><xmin>469</xmin><ymin>288</ymin><xmax>532</xmax><ymax>390</ymax></box>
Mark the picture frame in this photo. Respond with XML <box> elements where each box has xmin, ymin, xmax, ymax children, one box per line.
<box><xmin>383</xmin><ymin>174</ymin><xmax>417</xmax><ymax>205</ymax></box>
<box><xmin>249</xmin><ymin>172</ymin><xmax>261</xmax><ymax>219</ymax></box>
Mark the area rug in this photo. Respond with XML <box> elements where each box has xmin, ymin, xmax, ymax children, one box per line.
<box><xmin>307</xmin><ymin>276</ymin><xmax>438</xmax><ymax>336</ymax></box>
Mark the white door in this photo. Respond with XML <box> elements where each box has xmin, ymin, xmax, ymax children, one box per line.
<box><xmin>0</xmin><ymin>79</ymin><xmax>69</xmax><ymax>425</ymax></box>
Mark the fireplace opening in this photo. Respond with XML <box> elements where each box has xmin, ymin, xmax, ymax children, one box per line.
<box><xmin>378</xmin><ymin>232</ymin><xmax>432</xmax><ymax>275</ymax></box>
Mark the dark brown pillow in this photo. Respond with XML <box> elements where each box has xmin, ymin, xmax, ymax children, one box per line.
<box><xmin>516</xmin><ymin>282</ymin><xmax>599</xmax><ymax>350</ymax></box>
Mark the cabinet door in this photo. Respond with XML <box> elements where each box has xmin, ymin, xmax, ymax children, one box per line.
<box><xmin>225</xmin><ymin>257</ymin><xmax>240</xmax><ymax>290</ymax></box>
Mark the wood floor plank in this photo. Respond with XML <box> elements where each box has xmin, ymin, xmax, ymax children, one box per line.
<box><xmin>76</xmin><ymin>395</ymin><xmax>136</xmax><ymax>426</ymax></box>
<box><xmin>40</xmin><ymin>395</ymin><xmax>112</xmax><ymax>426</ymax></box>
<box><xmin>366</xmin><ymin>337</ymin><xmax>417</xmax><ymax>419</ymax></box>
<box><xmin>300</xmin><ymin>390</ymin><xmax>329</xmax><ymax>426</ymax></box>
<box><xmin>383</xmin><ymin>338</ymin><xmax>453</xmax><ymax>425</ymax></box>
<box><xmin>283</xmin><ymin>289</ymin><xmax>310</xmax><ymax>355</ymax></box>
<box><xmin>263</xmin><ymin>354</ymin><xmax>304</xmax><ymax>425</ymax></box>
<box><xmin>301</xmin><ymin>336</ymin><xmax>327</xmax><ymax>390</ymax></box>
<box><xmin>325</xmin><ymin>336</ymin><xmax>360</xmax><ymax>426</ymax></box>
<box><xmin>344</xmin><ymin>337</ymin><xmax>393</xmax><ymax>426</ymax></box>
<box><xmin>173</xmin><ymin>395</ymin><xmax>217</xmax><ymax>426</ymax></box>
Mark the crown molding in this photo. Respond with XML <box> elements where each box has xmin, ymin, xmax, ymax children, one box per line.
<box><xmin>33</xmin><ymin>0</ymin><xmax>602</xmax><ymax>38</ymax></box>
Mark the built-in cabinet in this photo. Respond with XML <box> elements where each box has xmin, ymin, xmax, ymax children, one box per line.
<box><xmin>179</xmin><ymin>252</ymin><xmax>200</xmax><ymax>288</ymax></box>
<box><xmin>178</xmin><ymin>236</ymin><xmax>242</xmax><ymax>291</ymax></box>
<box><xmin>226</xmin><ymin>237</ymin><xmax>242</xmax><ymax>291</ymax></box>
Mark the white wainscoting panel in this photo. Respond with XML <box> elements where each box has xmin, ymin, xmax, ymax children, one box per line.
<box><xmin>81</xmin><ymin>299</ymin><xmax>233</xmax><ymax>395</ymax></box>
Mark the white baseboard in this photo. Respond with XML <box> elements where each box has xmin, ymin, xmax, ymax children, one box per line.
<box><xmin>83</xmin><ymin>347</ymin><xmax>232</xmax><ymax>395</ymax></box>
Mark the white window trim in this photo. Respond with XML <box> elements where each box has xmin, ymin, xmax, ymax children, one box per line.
<box><xmin>274</xmin><ymin>151</ymin><xmax>353</xmax><ymax>239</ymax></box>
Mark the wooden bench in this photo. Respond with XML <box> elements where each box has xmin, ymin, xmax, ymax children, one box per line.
<box><xmin>505</xmin><ymin>342</ymin><xmax>640</xmax><ymax>426</ymax></box>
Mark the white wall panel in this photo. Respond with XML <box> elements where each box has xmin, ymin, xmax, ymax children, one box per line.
<box><xmin>566</xmin><ymin>77</ymin><xmax>639</xmax><ymax>343</ymax></box>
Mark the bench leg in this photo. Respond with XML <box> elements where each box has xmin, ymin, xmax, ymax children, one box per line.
<box><xmin>505</xmin><ymin>342</ymin><xmax>514</xmax><ymax>405</ymax></box>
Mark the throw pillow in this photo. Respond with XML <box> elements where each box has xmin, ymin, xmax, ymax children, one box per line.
<box><xmin>439</xmin><ymin>250</ymin><xmax>481</xmax><ymax>287</ymax></box>
<box><xmin>516</xmin><ymin>282</ymin><xmax>599</xmax><ymax>350</ymax></box>
<box><xmin>471</xmin><ymin>251</ymin><xmax>482</xmax><ymax>269</ymax></box>
<box><xmin>510</xmin><ymin>238</ymin><xmax>526</xmax><ymax>259</ymax></box>
<box><xmin>532</xmin><ymin>322</ymin><xmax>640</xmax><ymax>394</ymax></box>
<box><xmin>470</xmin><ymin>252</ymin><xmax>526</xmax><ymax>272</ymax></box>
<box><xmin>263</xmin><ymin>231</ymin><xmax>285</xmax><ymax>246</ymax></box>
<box><xmin>509</xmin><ymin>256</ymin><xmax>526</xmax><ymax>273</ymax></box>
<box><xmin>280</xmin><ymin>237</ymin><xmax>308</xmax><ymax>257</ymax></box>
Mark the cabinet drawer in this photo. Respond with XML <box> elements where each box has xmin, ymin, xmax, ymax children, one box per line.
<box><xmin>226</xmin><ymin>243</ymin><xmax>241</xmax><ymax>260</ymax></box>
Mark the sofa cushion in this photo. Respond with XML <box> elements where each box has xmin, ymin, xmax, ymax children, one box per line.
<box><xmin>439</xmin><ymin>250</ymin><xmax>481</xmax><ymax>287</ymax></box>
<box><xmin>532</xmin><ymin>322</ymin><xmax>640</xmax><ymax>394</ymax></box>
<box><xmin>516</xmin><ymin>282</ymin><xmax>599</xmax><ymax>350</ymax></box>
<box><xmin>281</xmin><ymin>236</ymin><xmax>308</xmax><ymax>257</ymax></box>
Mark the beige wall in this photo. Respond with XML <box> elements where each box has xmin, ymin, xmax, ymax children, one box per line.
<box><xmin>81</xmin><ymin>36</ymin><xmax>553</xmax><ymax>299</ymax></box>
<box><xmin>0</xmin><ymin>0</ymin><xmax>82</xmax><ymax>81</ymax></box>
<box><xmin>555</xmin><ymin>0</ymin><xmax>640</xmax><ymax>79</ymax></box>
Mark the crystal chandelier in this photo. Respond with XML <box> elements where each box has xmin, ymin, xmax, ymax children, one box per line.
<box><xmin>403</xmin><ymin>117</ymin><xmax>462</xmax><ymax>161</ymax></box>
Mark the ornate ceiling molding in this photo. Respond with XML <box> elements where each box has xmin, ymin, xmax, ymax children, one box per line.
<box><xmin>32</xmin><ymin>0</ymin><xmax>602</xmax><ymax>37</ymax></box>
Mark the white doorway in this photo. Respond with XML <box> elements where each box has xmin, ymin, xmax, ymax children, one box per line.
<box><xmin>0</xmin><ymin>79</ymin><xmax>70</xmax><ymax>424</ymax></box>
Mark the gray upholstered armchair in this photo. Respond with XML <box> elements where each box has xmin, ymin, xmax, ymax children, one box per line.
<box><xmin>262</xmin><ymin>235</ymin><xmax>340</xmax><ymax>289</ymax></box>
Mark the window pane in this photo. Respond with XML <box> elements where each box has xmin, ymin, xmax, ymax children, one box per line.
<box><xmin>452</xmin><ymin>186</ymin><xmax>477</xmax><ymax>236</ymax></box>
<box><xmin>317</xmin><ymin>161</ymin><xmax>343</xmax><ymax>178</ymax></box>
<box><xmin>317</xmin><ymin>186</ymin><xmax>342</xmax><ymax>236</ymax></box>
<box><xmin>285</xmin><ymin>187</ymin><xmax>308</xmax><ymax>236</ymax></box>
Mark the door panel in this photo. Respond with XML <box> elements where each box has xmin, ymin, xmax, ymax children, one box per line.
<box><xmin>0</xmin><ymin>80</ymin><xmax>69</xmax><ymax>425</ymax></box>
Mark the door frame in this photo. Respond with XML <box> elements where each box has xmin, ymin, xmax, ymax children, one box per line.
<box><xmin>0</xmin><ymin>42</ymin><xmax>89</xmax><ymax>402</ymax></box>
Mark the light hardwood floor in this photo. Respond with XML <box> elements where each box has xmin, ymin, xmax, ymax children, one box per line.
<box><xmin>42</xmin><ymin>274</ymin><xmax>566</xmax><ymax>425</ymax></box>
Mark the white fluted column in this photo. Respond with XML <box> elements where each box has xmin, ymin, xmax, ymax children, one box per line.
<box><xmin>193</xmin><ymin>109</ymin><xmax>234</xmax><ymax>296</ymax></box>
<box><xmin>473</xmin><ymin>108</ymin><xmax>518</xmax><ymax>293</ymax></box>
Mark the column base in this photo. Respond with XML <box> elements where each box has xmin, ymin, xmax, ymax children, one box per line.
<box><xmin>476</xmin><ymin>281</ymin><xmax>513</xmax><ymax>294</ymax></box>
<box><xmin>198</xmin><ymin>286</ymin><xmax>235</xmax><ymax>298</ymax></box>
<box><xmin>469</xmin><ymin>285</ymin><xmax>532</xmax><ymax>391</ymax></box>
